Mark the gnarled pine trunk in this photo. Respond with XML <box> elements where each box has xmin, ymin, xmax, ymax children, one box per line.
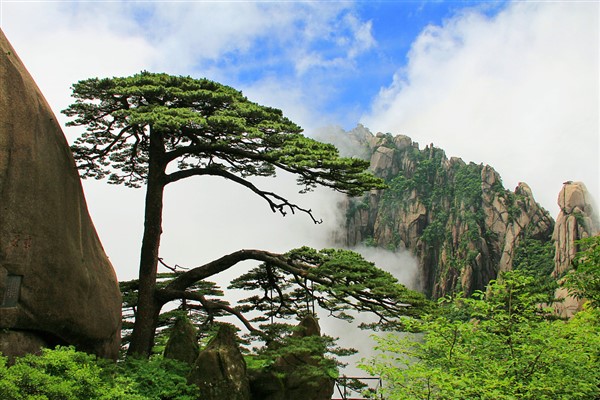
<box><xmin>127</xmin><ymin>128</ymin><xmax>167</xmax><ymax>357</ymax></box>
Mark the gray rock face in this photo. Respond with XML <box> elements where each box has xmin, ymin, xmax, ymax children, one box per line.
<box><xmin>188</xmin><ymin>324</ymin><xmax>250</xmax><ymax>400</ymax></box>
<box><xmin>248</xmin><ymin>316</ymin><xmax>334</xmax><ymax>400</ymax></box>
<box><xmin>0</xmin><ymin>29</ymin><xmax>121</xmax><ymax>359</ymax></box>
<box><xmin>272</xmin><ymin>316</ymin><xmax>334</xmax><ymax>400</ymax></box>
<box><xmin>164</xmin><ymin>316</ymin><xmax>199</xmax><ymax>365</ymax></box>
<box><xmin>335</xmin><ymin>126</ymin><xmax>553</xmax><ymax>297</ymax></box>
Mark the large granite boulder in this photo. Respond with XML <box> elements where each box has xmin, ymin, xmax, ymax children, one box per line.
<box><xmin>0</xmin><ymin>29</ymin><xmax>121</xmax><ymax>359</ymax></box>
<box><xmin>188</xmin><ymin>324</ymin><xmax>251</xmax><ymax>400</ymax></box>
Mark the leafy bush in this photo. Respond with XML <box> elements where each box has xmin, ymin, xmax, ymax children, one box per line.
<box><xmin>0</xmin><ymin>346</ymin><xmax>135</xmax><ymax>400</ymax></box>
<box><xmin>0</xmin><ymin>346</ymin><xmax>199</xmax><ymax>400</ymax></box>
<box><xmin>118</xmin><ymin>356</ymin><xmax>199</xmax><ymax>400</ymax></box>
<box><xmin>360</xmin><ymin>271</ymin><xmax>600</xmax><ymax>399</ymax></box>
<box><xmin>512</xmin><ymin>235</ymin><xmax>556</xmax><ymax>299</ymax></box>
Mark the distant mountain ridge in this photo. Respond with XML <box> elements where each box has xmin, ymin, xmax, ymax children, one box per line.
<box><xmin>318</xmin><ymin>125</ymin><xmax>599</xmax><ymax>299</ymax></box>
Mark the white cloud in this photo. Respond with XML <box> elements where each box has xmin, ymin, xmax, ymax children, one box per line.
<box><xmin>143</xmin><ymin>2</ymin><xmax>292</xmax><ymax>73</ymax></box>
<box><xmin>1</xmin><ymin>2</ymin><xmax>156</xmax><ymax>128</ymax></box>
<box><xmin>1</xmin><ymin>1</ymin><xmax>374</xmax><ymax>133</ymax></box>
<box><xmin>346</xmin><ymin>15</ymin><xmax>376</xmax><ymax>59</ymax></box>
<box><xmin>293</xmin><ymin>9</ymin><xmax>376</xmax><ymax>75</ymax></box>
<box><xmin>362</xmin><ymin>2</ymin><xmax>599</xmax><ymax>216</ymax></box>
<box><xmin>240</xmin><ymin>75</ymin><xmax>336</xmax><ymax>134</ymax></box>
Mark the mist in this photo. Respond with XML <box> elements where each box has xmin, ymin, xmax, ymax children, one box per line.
<box><xmin>318</xmin><ymin>245</ymin><xmax>420</xmax><ymax>378</ymax></box>
<box><xmin>81</xmin><ymin>151</ymin><xmax>422</xmax><ymax>378</ymax></box>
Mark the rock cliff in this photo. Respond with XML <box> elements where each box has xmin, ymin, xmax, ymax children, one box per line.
<box><xmin>0</xmin><ymin>29</ymin><xmax>121</xmax><ymax>358</ymax></box>
<box><xmin>325</xmin><ymin>126</ymin><xmax>555</xmax><ymax>298</ymax></box>
<box><xmin>552</xmin><ymin>182</ymin><xmax>599</xmax><ymax>317</ymax></box>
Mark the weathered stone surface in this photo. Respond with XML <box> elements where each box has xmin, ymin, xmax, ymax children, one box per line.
<box><xmin>164</xmin><ymin>316</ymin><xmax>199</xmax><ymax>365</ymax></box>
<box><xmin>496</xmin><ymin>182</ymin><xmax>554</xmax><ymax>272</ymax></box>
<box><xmin>248</xmin><ymin>369</ymin><xmax>286</xmax><ymax>400</ymax></box>
<box><xmin>333</xmin><ymin>126</ymin><xmax>554</xmax><ymax>297</ymax></box>
<box><xmin>0</xmin><ymin>29</ymin><xmax>121</xmax><ymax>359</ymax></box>
<box><xmin>247</xmin><ymin>316</ymin><xmax>334</xmax><ymax>400</ymax></box>
<box><xmin>553</xmin><ymin>182</ymin><xmax>599</xmax><ymax>277</ymax></box>
<box><xmin>553</xmin><ymin>287</ymin><xmax>586</xmax><ymax>319</ymax></box>
<box><xmin>0</xmin><ymin>330</ymin><xmax>48</xmax><ymax>360</ymax></box>
<box><xmin>552</xmin><ymin>182</ymin><xmax>599</xmax><ymax>317</ymax></box>
<box><xmin>188</xmin><ymin>324</ymin><xmax>250</xmax><ymax>400</ymax></box>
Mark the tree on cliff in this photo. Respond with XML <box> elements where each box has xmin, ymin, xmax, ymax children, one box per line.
<box><xmin>63</xmin><ymin>72</ymin><xmax>425</xmax><ymax>357</ymax></box>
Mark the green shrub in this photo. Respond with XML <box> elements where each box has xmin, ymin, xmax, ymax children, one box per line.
<box><xmin>360</xmin><ymin>271</ymin><xmax>600</xmax><ymax>399</ymax></box>
<box><xmin>0</xmin><ymin>346</ymin><xmax>199</xmax><ymax>400</ymax></box>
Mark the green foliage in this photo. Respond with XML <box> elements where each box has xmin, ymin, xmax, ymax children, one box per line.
<box><xmin>63</xmin><ymin>71</ymin><xmax>384</xmax><ymax>195</ymax></box>
<box><xmin>246</xmin><ymin>325</ymin><xmax>349</xmax><ymax>379</ymax></box>
<box><xmin>0</xmin><ymin>346</ymin><xmax>131</xmax><ymax>400</ymax></box>
<box><xmin>379</xmin><ymin>146</ymin><xmax>449</xmax><ymax>211</ymax></box>
<box><xmin>453</xmin><ymin>162</ymin><xmax>483</xmax><ymax>207</ymax></box>
<box><xmin>346</xmin><ymin>195</ymin><xmax>370</xmax><ymax>220</ymax></box>
<box><xmin>420</xmin><ymin>211</ymin><xmax>448</xmax><ymax>246</ymax></box>
<box><xmin>512</xmin><ymin>234</ymin><xmax>556</xmax><ymax>299</ymax></box>
<box><xmin>360</xmin><ymin>271</ymin><xmax>600</xmax><ymax>399</ymax></box>
<box><xmin>230</xmin><ymin>247</ymin><xmax>430</xmax><ymax>330</ymax></box>
<box><xmin>573</xmin><ymin>211</ymin><xmax>586</xmax><ymax>227</ymax></box>
<box><xmin>118</xmin><ymin>356</ymin><xmax>199</xmax><ymax>400</ymax></box>
<box><xmin>564</xmin><ymin>236</ymin><xmax>600</xmax><ymax>308</ymax></box>
<box><xmin>0</xmin><ymin>347</ymin><xmax>200</xmax><ymax>400</ymax></box>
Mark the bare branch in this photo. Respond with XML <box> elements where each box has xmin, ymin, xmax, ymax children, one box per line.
<box><xmin>83</xmin><ymin>124</ymin><xmax>136</xmax><ymax>161</ymax></box>
<box><xmin>157</xmin><ymin>288</ymin><xmax>258</xmax><ymax>333</ymax></box>
<box><xmin>158</xmin><ymin>257</ymin><xmax>189</xmax><ymax>273</ymax></box>
<box><xmin>166</xmin><ymin>166</ymin><xmax>322</xmax><ymax>223</ymax></box>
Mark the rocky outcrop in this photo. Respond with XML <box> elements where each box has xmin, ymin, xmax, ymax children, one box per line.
<box><xmin>248</xmin><ymin>316</ymin><xmax>334</xmax><ymax>400</ymax></box>
<box><xmin>188</xmin><ymin>324</ymin><xmax>251</xmax><ymax>400</ymax></box>
<box><xmin>553</xmin><ymin>182</ymin><xmax>600</xmax><ymax>277</ymax></box>
<box><xmin>0</xmin><ymin>29</ymin><xmax>121</xmax><ymax>358</ymax></box>
<box><xmin>334</xmin><ymin>126</ymin><xmax>554</xmax><ymax>298</ymax></box>
<box><xmin>164</xmin><ymin>316</ymin><xmax>199</xmax><ymax>365</ymax></box>
<box><xmin>552</xmin><ymin>182</ymin><xmax>599</xmax><ymax>317</ymax></box>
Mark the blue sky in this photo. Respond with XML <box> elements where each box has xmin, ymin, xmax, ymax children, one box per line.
<box><xmin>1</xmin><ymin>1</ymin><xmax>598</xmax><ymax>286</ymax></box>
<box><xmin>95</xmin><ymin>0</ymin><xmax>510</xmax><ymax>129</ymax></box>
<box><xmin>1</xmin><ymin>0</ymin><xmax>512</xmax><ymax>129</ymax></box>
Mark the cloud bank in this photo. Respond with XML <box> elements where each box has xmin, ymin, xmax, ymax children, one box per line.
<box><xmin>362</xmin><ymin>2</ymin><xmax>599</xmax><ymax>215</ymax></box>
<box><xmin>1</xmin><ymin>1</ymin><xmax>375</xmax><ymax>134</ymax></box>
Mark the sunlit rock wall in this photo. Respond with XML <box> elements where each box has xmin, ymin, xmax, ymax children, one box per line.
<box><xmin>0</xmin><ymin>29</ymin><xmax>121</xmax><ymax>359</ymax></box>
<box><xmin>325</xmin><ymin>126</ymin><xmax>553</xmax><ymax>298</ymax></box>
